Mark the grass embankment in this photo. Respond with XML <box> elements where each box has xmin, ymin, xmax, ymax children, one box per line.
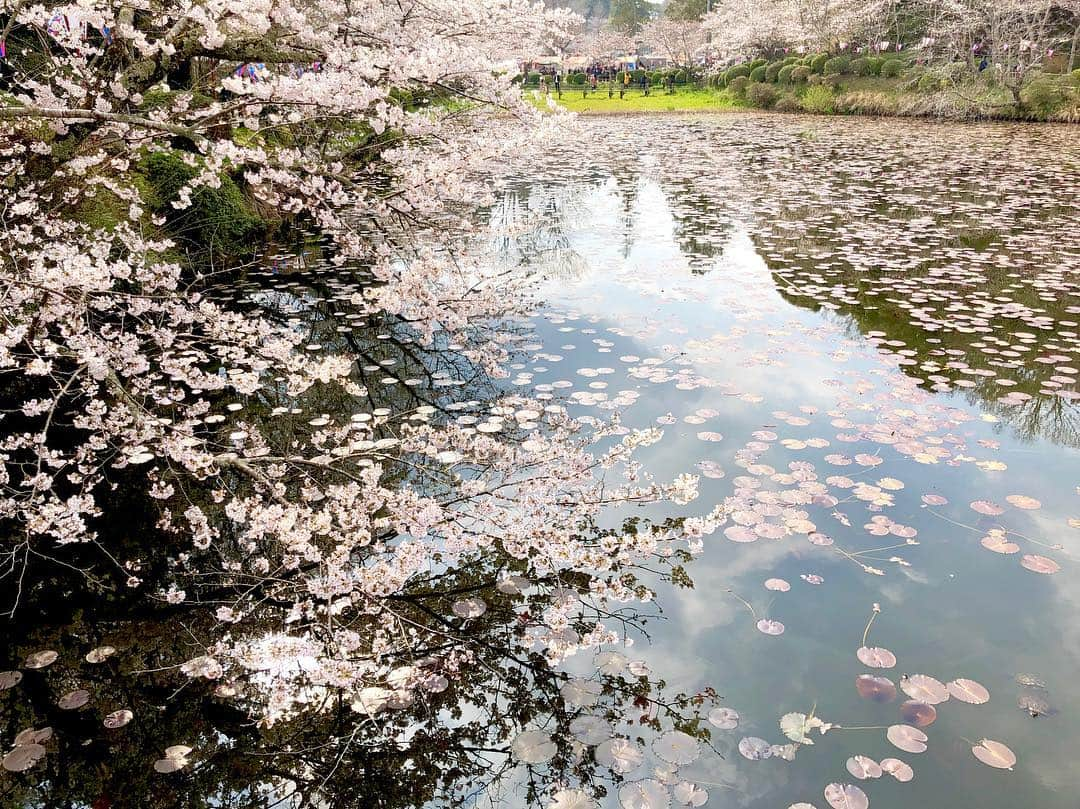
<box><xmin>528</xmin><ymin>71</ymin><xmax>1080</xmax><ymax>122</ymax></box>
<box><xmin>532</xmin><ymin>88</ymin><xmax>738</xmax><ymax>114</ymax></box>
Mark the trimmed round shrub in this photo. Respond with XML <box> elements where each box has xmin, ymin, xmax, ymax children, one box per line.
<box><xmin>674</xmin><ymin>69</ymin><xmax>689</xmax><ymax>84</ymax></box>
<box><xmin>790</xmin><ymin>65</ymin><xmax>811</xmax><ymax>83</ymax></box>
<box><xmin>569</xmin><ymin>72</ymin><xmax>586</xmax><ymax>85</ymax></box>
<box><xmin>917</xmin><ymin>72</ymin><xmax>940</xmax><ymax>92</ymax></box>
<box><xmin>750</xmin><ymin>58</ymin><xmax>767</xmax><ymax>70</ymax></box>
<box><xmin>783</xmin><ymin>56</ymin><xmax>801</xmax><ymax>66</ymax></box>
<box><xmin>1021</xmin><ymin>77</ymin><xmax>1065</xmax><ymax>117</ymax></box>
<box><xmin>750</xmin><ymin>65</ymin><xmax>767</xmax><ymax>82</ymax></box>
<box><xmin>650</xmin><ymin>70</ymin><xmax>665</xmax><ymax>85</ymax></box>
<box><xmin>824</xmin><ymin>55</ymin><xmax>851</xmax><ymax>74</ymax></box>
<box><xmin>765</xmin><ymin>62</ymin><xmax>784</xmax><ymax>82</ymax></box>
<box><xmin>810</xmin><ymin>53</ymin><xmax>829</xmax><ymax>73</ymax></box>
<box><xmin>725</xmin><ymin>64</ymin><xmax>750</xmax><ymax>84</ymax></box>
<box><xmin>850</xmin><ymin>57</ymin><xmax>871</xmax><ymax>76</ymax></box>
<box><xmin>747</xmin><ymin>82</ymin><xmax>778</xmax><ymax>108</ymax></box>
<box><xmin>728</xmin><ymin>75</ymin><xmax>750</xmax><ymax>97</ymax></box>
<box><xmin>631</xmin><ymin>69</ymin><xmax>646</xmax><ymax>82</ymax></box>
<box><xmin>801</xmin><ymin>84</ymin><xmax>835</xmax><ymax>114</ymax></box>
<box><xmin>778</xmin><ymin>65</ymin><xmax>796</xmax><ymax>84</ymax></box>
<box><xmin>881</xmin><ymin>59</ymin><xmax>903</xmax><ymax>78</ymax></box>
<box><xmin>526</xmin><ymin>72</ymin><xmax>540</xmax><ymax>86</ymax></box>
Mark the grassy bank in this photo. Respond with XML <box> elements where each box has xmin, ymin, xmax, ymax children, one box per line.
<box><xmin>528</xmin><ymin>71</ymin><xmax>1080</xmax><ymax>123</ymax></box>
<box><xmin>531</xmin><ymin>87</ymin><xmax>739</xmax><ymax>114</ymax></box>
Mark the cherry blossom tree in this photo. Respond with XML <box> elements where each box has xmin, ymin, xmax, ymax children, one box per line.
<box><xmin>641</xmin><ymin>18</ymin><xmax>708</xmax><ymax>67</ymax></box>
<box><xmin>0</xmin><ymin>0</ymin><xmax>714</xmax><ymax>742</ymax></box>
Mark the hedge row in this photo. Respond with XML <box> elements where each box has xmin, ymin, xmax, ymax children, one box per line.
<box><xmin>715</xmin><ymin>53</ymin><xmax>908</xmax><ymax>88</ymax></box>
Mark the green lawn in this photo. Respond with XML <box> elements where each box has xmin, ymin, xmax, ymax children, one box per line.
<box><xmin>528</xmin><ymin>87</ymin><xmax>741</xmax><ymax>114</ymax></box>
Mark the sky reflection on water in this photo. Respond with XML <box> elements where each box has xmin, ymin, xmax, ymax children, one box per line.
<box><xmin>500</xmin><ymin>113</ymin><xmax>1079</xmax><ymax>809</ymax></box>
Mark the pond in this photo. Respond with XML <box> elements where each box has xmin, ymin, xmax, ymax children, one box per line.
<box><xmin>494</xmin><ymin>113</ymin><xmax>1079</xmax><ymax>809</ymax></box>
<box><xmin>1</xmin><ymin>112</ymin><xmax>1078</xmax><ymax>809</ymax></box>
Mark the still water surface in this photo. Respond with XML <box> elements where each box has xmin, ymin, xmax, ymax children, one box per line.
<box><xmin>498</xmin><ymin>113</ymin><xmax>1079</xmax><ymax>809</ymax></box>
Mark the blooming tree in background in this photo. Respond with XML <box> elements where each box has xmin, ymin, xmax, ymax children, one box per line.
<box><xmin>641</xmin><ymin>18</ymin><xmax>708</xmax><ymax>67</ymax></box>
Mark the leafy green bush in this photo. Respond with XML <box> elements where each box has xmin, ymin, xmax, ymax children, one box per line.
<box><xmin>790</xmin><ymin>65</ymin><xmax>811</xmax><ymax>84</ymax></box>
<box><xmin>747</xmin><ymin>82</ymin><xmax>778</xmax><ymax>108</ymax></box>
<box><xmin>778</xmin><ymin>65</ymin><xmax>796</xmax><ymax>84</ymax></box>
<box><xmin>750</xmin><ymin>65</ymin><xmax>767</xmax><ymax>82</ymax></box>
<box><xmin>765</xmin><ymin>62</ymin><xmax>784</xmax><ymax>82</ymax></box>
<box><xmin>526</xmin><ymin>72</ymin><xmax>540</xmax><ymax>86</ymax></box>
<box><xmin>650</xmin><ymin>71</ymin><xmax>665</xmax><ymax>85</ymax></box>
<box><xmin>726</xmin><ymin>64</ymin><xmax>751</xmax><ymax>82</ymax></box>
<box><xmin>728</xmin><ymin>76</ymin><xmax>750</xmax><ymax>97</ymax></box>
<box><xmin>917</xmin><ymin>72</ymin><xmax>940</xmax><ymax>92</ymax></box>
<box><xmin>774</xmin><ymin>95</ymin><xmax>802</xmax><ymax>113</ymax></box>
<box><xmin>783</xmin><ymin>56</ymin><xmax>801</xmax><ymax>66</ymax></box>
<box><xmin>674</xmin><ymin>69</ymin><xmax>689</xmax><ymax>84</ymax></box>
<box><xmin>1071</xmin><ymin>68</ymin><xmax>1080</xmax><ymax>86</ymax></box>
<box><xmin>801</xmin><ymin>84</ymin><xmax>835</xmax><ymax>114</ymax></box>
<box><xmin>850</xmin><ymin>57</ymin><xmax>871</xmax><ymax>76</ymax></box>
<box><xmin>867</xmin><ymin>57</ymin><xmax>884</xmax><ymax>76</ymax></box>
<box><xmin>631</xmin><ymin>69</ymin><xmax>646</xmax><ymax>82</ymax></box>
<box><xmin>750</xmin><ymin>58</ymin><xmax>767</xmax><ymax>70</ymax></box>
<box><xmin>1021</xmin><ymin>77</ymin><xmax>1066</xmax><ymax>116</ymax></box>
<box><xmin>824</xmin><ymin>55</ymin><xmax>851</xmax><ymax>75</ymax></box>
<box><xmin>143</xmin><ymin>152</ymin><xmax>263</xmax><ymax>259</ymax></box>
<box><xmin>810</xmin><ymin>53</ymin><xmax>829</xmax><ymax>73</ymax></box>
<box><xmin>880</xmin><ymin>59</ymin><xmax>903</xmax><ymax>78</ymax></box>
<box><xmin>569</xmin><ymin>72</ymin><xmax>586</xmax><ymax>85</ymax></box>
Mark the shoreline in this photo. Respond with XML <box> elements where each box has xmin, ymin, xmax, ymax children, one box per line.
<box><xmin>560</xmin><ymin>105</ymin><xmax>1080</xmax><ymax>125</ymax></box>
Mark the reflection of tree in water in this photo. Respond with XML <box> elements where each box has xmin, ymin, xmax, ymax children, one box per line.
<box><xmin>0</xmin><ymin>265</ymin><xmax>712</xmax><ymax>807</ymax></box>
<box><xmin>0</xmin><ymin>513</ymin><xmax>706</xmax><ymax>808</ymax></box>
<box><xmin>771</xmin><ymin>259</ymin><xmax>1080</xmax><ymax>447</ymax></box>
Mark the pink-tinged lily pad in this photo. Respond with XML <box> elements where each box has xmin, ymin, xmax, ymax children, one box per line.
<box><xmin>971</xmin><ymin>739</ymin><xmax>1016</xmax><ymax>770</ymax></box>
<box><xmin>887</xmin><ymin>724</ymin><xmax>928</xmax><ymax>753</ymax></box>
<box><xmin>765</xmin><ymin>578</ymin><xmax>791</xmax><ymax>592</ymax></box>
<box><xmin>1005</xmin><ymin>495</ymin><xmax>1041</xmax><ymax>510</ymax></box>
<box><xmin>738</xmin><ymin>736</ymin><xmax>772</xmax><ymax>760</ymax></box>
<box><xmin>900</xmin><ymin>674</ymin><xmax>949</xmax><ymax>704</ymax></box>
<box><xmin>756</xmin><ymin>619</ymin><xmax>785</xmax><ymax>636</ymax></box>
<box><xmin>57</xmin><ymin>689</ymin><xmax>90</xmax><ymax>710</ymax></box>
<box><xmin>823</xmin><ymin>782</ymin><xmax>869</xmax><ymax>809</ymax></box>
<box><xmin>1020</xmin><ymin>555</ymin><xmax>1060</xmax><ymax>574</ymax></box>
<box><xmin>947</xmin><ymin>678</ymin><xmax>990</xmax><ymax>704</ymax></box>
<box><xmin>981</xmin><ymin>535</ymin><xmax>1019</xmax><ymax>554</ymax></box>
<box><xmin>104</xmin><ymin>709</ymin><xmax>134</xmax><ymax>728</ymax></box>
<box><xmin>2</xmin><ymin>744</ymin><xmax>46</xmax><ymax>772</ymax></box>
<box><xmin>725</xmin><ymin>526</ymin><xmax>758</xmax><ymax>543</ymax></box>
<box><xmin>707</xmin><ymin>707</ymin><xmax>739</xmax><ymax>729</ymax></box>
<box><xmin>856</xmin><ymin>675</ymin><xmax>897</xmax><ymax>703</ymax></box>
<box><xmin>970</xmin><ymin>500</ymin><xmax>1005</xmax><ymax>516</ymax></box>
<box><xmin>899</xmin><ymin>701</ymin><xmax>937</xmax><ymax>727</ymax></box>
<box><xmin>857</xmin><ymin>646</ymin><xmax>896</xmax><ymax>669</ymax></box>
<box><xmin>880</xmin><ymin>758</ymin><xmax>914</xmax><ymax>782</ymax></box>
<box><xmin>921</xmin><ymin>494</ymin><xmax>948</xmax><ymax>506</ymax></box>
<box><xmin>846</xmin><ymin>755</ymin><xmax>883</xmax><ymax>779</ymax></box>
<box><xmin>23</xmin><ymin>650</ymin><xmax>58</xmax><ymax>669</ymax></box>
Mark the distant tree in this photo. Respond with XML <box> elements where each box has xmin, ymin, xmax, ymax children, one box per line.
<box><xmin>609</xmin><ymin>0</ymin><xmax>655</xmax><ymax>33</ymax></box>
<box><xmin>665</xmin><ymin>0</ymin><xmax>710</xmax><ymax>21</ymax></box>
<box><xmin>642</xmin><ymin>18</ymin><xmax>709</xmax><ymax>65</ymax></box>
